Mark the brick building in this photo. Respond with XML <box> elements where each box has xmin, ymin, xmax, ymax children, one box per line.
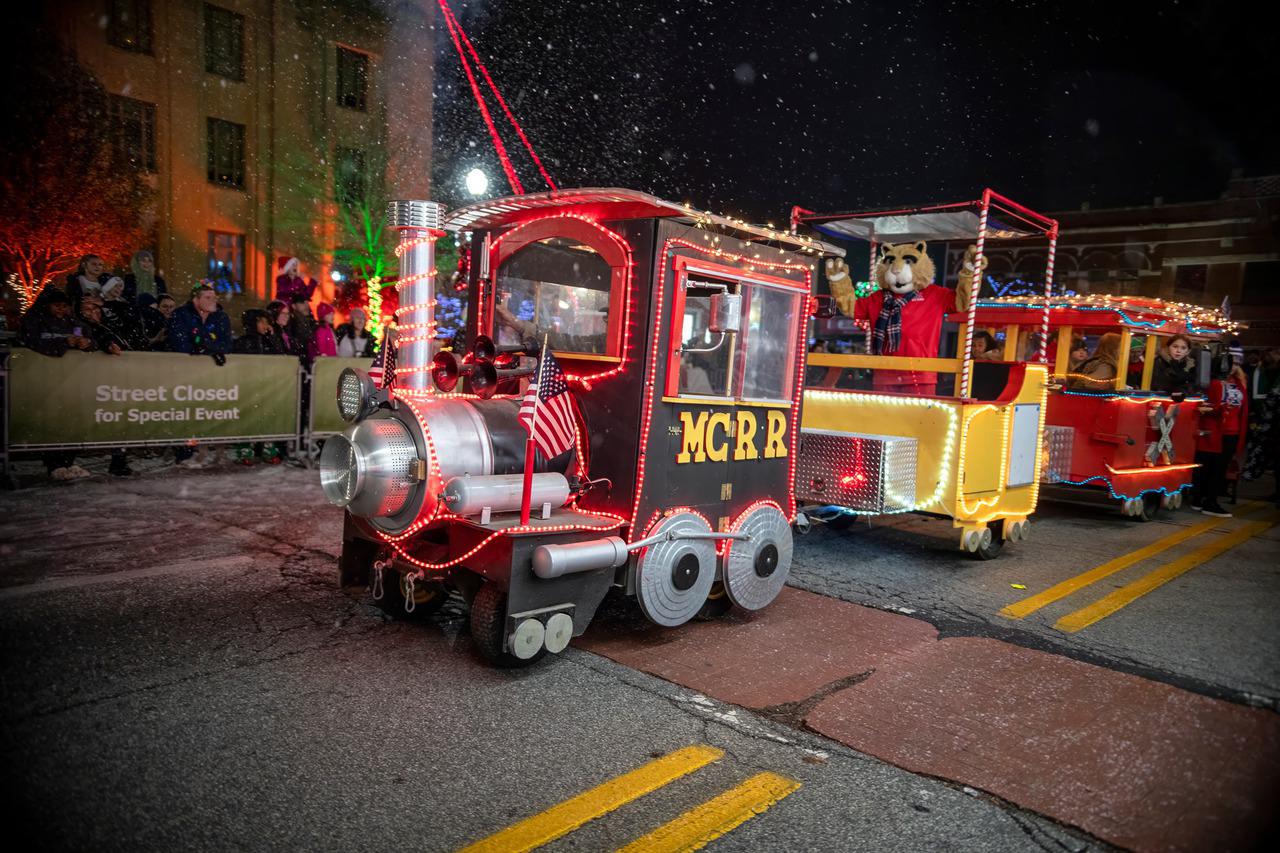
<box><xmin>950</xmin><ymin>175</ymin><xmax>1280</xmax><ymax>347</ymax></box>
<box><xmin>50</xmin><ymin>0</ymin><xmax>435</xmax><ymax>317</ymax></box>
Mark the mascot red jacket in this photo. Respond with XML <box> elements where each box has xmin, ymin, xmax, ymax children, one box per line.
<box><xmin>826</xmin><ymin>243</ymin><xmax>979</xmax><ymax>395</ymax></box>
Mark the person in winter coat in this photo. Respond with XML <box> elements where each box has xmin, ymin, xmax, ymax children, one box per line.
<box><xmin>123</xmin><ymin>250</ymin><xmax>167</xmax><ymax>302</ymax></box>
<box><xmin>1066</xmin><ymin>333</ymin><xmax>1122</xmax><ymax>389</ymax></box>
<box><xmin>285</xmin><ymin>294</ymin><xmax>317</xmax><ymax>361</ymax></box>
<box><xmin>76</xmin><ymin>294</ymin><xmax>128</xmax><ymax>354</ymax></box>
<box><xmin>233</xmin><ymin>309</ymin><xmax>286</xmax><ymax>355</ymax></box>
<box><xmin>19</xmin><ymin>288</ymin><xmax>95</xmax><ymax>356</ymax></box>
<box><xmin>65</xmin><ymin>254</ymin><xmax>108</xmax><ymax>300</ymax></box>
<box><xmin>1150</xmin><ymin>334</ymin><xmax>1197</xmax><ymax>395</ymax></box>
<box><xmin>336</xmin><ymin>306</ymin><xmax>375</xmax><ymax>358</ymax></box>
<box><xmin>1191</xmin><ymin>357</ymin><xmax>1249</xmax><ymax>517</ymax></box>
<box><xmin>313</xmin><ymin>303</ymin><xmax>339</xmax><ymax>357</ymax></box>
<box><xmin>167</xmin><ymin>284</ymin><xmax>232</xmax><ymax>358</ymax></box>
<box><xmin>100</xmin><ymin>276</ymin><xmax>148</xmax><ymax>350</ymax></box>
<box><xmin>274</xmin><ymin>257</ymin><xmax>317</xmax><ymax>303</ymax></box>
<box><xmin>266</xmin><ymin>299</ymin><xmax>293</xmax><ymax>354</ymax></box>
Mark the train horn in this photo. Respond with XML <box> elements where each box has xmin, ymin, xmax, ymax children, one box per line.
<box><xmin>430</xmin><ymin>351</ymin><xmax>477</xmax><ymax>392</ymax></box>
<box><xmin>471</xmin><ymin>357</ymin><xmax>538</xmax><ymax>399</ymax></box>
<box><xmin>471</xmin><ymin>334</ymin><xmax>538</xmax><ymax>363</ymax></box>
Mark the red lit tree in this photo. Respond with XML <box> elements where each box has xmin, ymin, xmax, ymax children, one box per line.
<box><xmin>0</xmin><ymin>28</ymin><xmax>151</xmax><ymax>308</ymax></box>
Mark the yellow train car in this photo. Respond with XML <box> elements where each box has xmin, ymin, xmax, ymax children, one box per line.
<box><xmin>792</xmin><ymin>190</ymin><xmax>1057</xmax><ymax>558</ymax></box>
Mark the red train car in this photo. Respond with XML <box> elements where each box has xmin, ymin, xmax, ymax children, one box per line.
<box><xmin>956</xmin><ymin>295</ymin><xmax>1233</xmax><ymax>518</ymax></box>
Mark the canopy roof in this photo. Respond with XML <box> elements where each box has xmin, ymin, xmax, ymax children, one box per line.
<box><xmin>797</xmin><ymin>192</ymin><xmax>1057</xmax><ymax>244</ymax></box>
<box><xmin>445</xmin><ymin>187</ymin><xmax>845</xmax><ymax>257</ymax></box>
<box><xmin>952</xmin><ymin>295</ymin><xmax>1238</xmax><ymax>339</ymax></box>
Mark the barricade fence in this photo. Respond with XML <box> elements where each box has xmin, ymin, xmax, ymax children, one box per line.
<box><xmin>1</xmin><ymin>350</ymin><xmax>370</xmax><ymax>455</ymax></box>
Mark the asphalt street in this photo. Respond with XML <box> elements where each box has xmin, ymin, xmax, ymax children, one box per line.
<box><xmin>2</xmin><ymin>462</ymin><xmax>1276</xmax><ymax>850</ymax></box>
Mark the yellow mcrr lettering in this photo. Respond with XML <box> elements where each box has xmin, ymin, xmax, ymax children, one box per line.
<box><xmin>706</xmin><ymin>413</ymin><xmax>731</xmax><ymax>462</ymax></box>
<box><xmin>734</xmin><ymin>410</ymin><xmax>759</xmax><ymax>460</ymax></box>
<box><xmin>763</xmin><ymin>410</ymin><xmax>788</xmax><ymax>459</ymax></box>
<box><xmin>676</xmin><ymin>411</ymin><xmax>709</xmax><ymax>464</ymax></box>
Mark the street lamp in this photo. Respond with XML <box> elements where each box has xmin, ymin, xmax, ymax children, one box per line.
<box><xmin>465</xmin><ymin>168</ymin><xmax>489</xmax><ymax>197</ymax></box>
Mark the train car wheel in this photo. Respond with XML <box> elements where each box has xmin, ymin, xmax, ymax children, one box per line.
<box><xmin>723</xmin><ymin>504</ymin><xmax>793</xmax><ymax>611</ymax></box>
<box><xmin>636</xmin><ymin>512</ymin><xmax>717</xmax><ymax>627</ymax></box>
<box><xmin>469</xmin><ymin>582</ymin><xmax>546</xmax><ymax>668</ymax></box>
<box><xmin>695</xmin><ymin>582</ymin><xmax>733</xmax><ymax>621</ymax></box>
<box><xmin>1135</xmin><ymin>492</ymin><xmax>1162</xmax><ymax>522</ymax></box>
<box><xmin>374</xmin><ymin>569</ymin><xmax>447</xmax><ymax>621</ymax></box>
<box><xmin>970</xmin><ymin>521</ymin><xmax>1005</xmax><ymax>561</ymax></box>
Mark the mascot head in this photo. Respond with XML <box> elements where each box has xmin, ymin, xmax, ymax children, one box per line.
<box><xmin>876</xmin><ymin>242</ymin><xmax>936</xmax><ymax>296</ymax></box>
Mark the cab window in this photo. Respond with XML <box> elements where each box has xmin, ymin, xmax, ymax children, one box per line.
<box><xmin>737</xmin><ymin>284</ymin><xmax>801</xmax><ymax>401</ymax></box>
<box><xmin>494</xmin><ymin>236</ymin><xmax>611</xmax><ymax>354</ymax></box>
<box><xmin>677</xmin><ymin>281</ymin><xmax>735</xmax><ymax>397</ymax></box>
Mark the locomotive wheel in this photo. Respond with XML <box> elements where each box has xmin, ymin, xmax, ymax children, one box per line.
<box><xmin>469</xmin><ymin>583</ymin><xmax>546</xmax><ymax>668</ymax></box>
<box><xmin>1135</xmin><ymin>492</ymin><xmax>1162</xmax><ymax>522</ymax></box>
<box><xmin>695</xmin><ymin>582</ymin><xmax>733</xmax><ymax>621</ymax></box>
<box><xmin>374</xmin><ymin>569</ymin><xmax>447</xmax><ymax>621</ymax></box>
<box><xmin>723</xmin><ymin>504</ymin><xmax>793</xmax><ymax>611</ymax></box>
<box><xmin>969</xmin><ymin>520</ymin><xmax>1005</xmax><ymax>561</ymax></box>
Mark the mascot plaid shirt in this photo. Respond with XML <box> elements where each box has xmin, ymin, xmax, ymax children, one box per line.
<box><xmin>854</xmin><ymin>285</ymin><xmax>957</xmax><ymax>390</ymax></box>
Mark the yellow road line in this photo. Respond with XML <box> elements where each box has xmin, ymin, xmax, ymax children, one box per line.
<box><xmin>458</xmin><ymin>745</ymin><xmax>723</xmax><ymax>853</ymax></box>
<box><xmin>999</xmin><ymin>501</ymin><xmax>1262</xmax><ymax>620</ymax></box>
<box><xmin>1055</xmin><ymin>509</ymin><xmax>1280</xmax><ymax>633</ymax></box>
<box><xmin>616</xmin><ymin>771</ymin><xmax>801</xmax><ymax>853</ymax></box>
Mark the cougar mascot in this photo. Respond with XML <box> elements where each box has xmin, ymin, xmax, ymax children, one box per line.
<box><xmin>826</xmin><ymin>243</ymin><xmax>981</xmax><ymax>395</ymax></box>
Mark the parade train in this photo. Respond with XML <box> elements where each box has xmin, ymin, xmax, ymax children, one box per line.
<box><xmin>318</xmin><ymin>189</ymin><xmax>1105</xmax><ymax>665</ymax></box>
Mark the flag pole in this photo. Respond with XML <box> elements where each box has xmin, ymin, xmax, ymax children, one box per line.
<box><xmin>519</xmin><ymin>335</ymin><xmax>548</xmax><ymax>526</ymax></box>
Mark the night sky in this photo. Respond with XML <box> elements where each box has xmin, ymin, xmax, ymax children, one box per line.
<box><xmin>430</xmin><ymin>0</ymin><xmax>1279</xmax><ymax>222</ymax></box>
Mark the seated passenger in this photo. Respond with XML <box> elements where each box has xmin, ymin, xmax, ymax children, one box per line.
<box><xmin>971</xmin><ymin>331</ymin><xmax>1001</xmax><ymax>361</ymax></box>
<box><xmin>1067</xmin><ymin>332</ymin><xmax>1122</xmax><ymax>389</ymax></box>
<box><xmin>1151</xmin><ymin>334</ymin><xmax>1196</xmax><ymax>395</ymax></box>
<box><xmin>1068</xmin><ymin>337</ymin><xmax>1089</xmax><ymax>372</ymax></box>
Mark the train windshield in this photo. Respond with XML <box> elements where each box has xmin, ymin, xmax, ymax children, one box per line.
<box><xmin>494</xmin><ymin>236</ymin><xmax>612</xmax><ymax>354</ymax></box>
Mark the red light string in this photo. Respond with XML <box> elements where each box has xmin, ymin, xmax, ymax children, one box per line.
<box><xmin>437</xmin><ymin>0</ymin><xmax>557</xmax><ymax>193</ymax></box>
<box><xmin>628</xmin><ymin>238</ymin><xmax>812</xmax><ymax>533</ymax></box>
<box><xmin>488</xmin><ymin>214</ymin><xmax>637</xmax><ymax>384</ymax></box>
<box><xmin>437</xmin><ymin>3</ymin><xmax>523</xmax><ymax>195</ymax></box>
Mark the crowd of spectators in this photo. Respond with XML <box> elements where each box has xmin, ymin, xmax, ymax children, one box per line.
<box><xmin>16</xmin><ymin>252</ymin><xmax>376</xmax><ymax>481</ymax></box>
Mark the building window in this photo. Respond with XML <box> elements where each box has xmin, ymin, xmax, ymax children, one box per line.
<box><xmin>108</xmin><ymin>95</ymin><xmax>156</xmax><ymax>172</ymax></box>
<box><xmin>336</xmin><ymin>46</ymin><xmax>369</xmax><ymax>111</ymax></box>
<box><xmin>1173</xmin><ymin>264</ymin><xmax>1207</xmax><ymax>300</ymax></box>
<box><xmin>335</xmin><ymin>147</ymin><xmax>366</xmax><ymax>204</ymax></box>
<box><xmin>1241</xmin><ymin>261</ymin><xmax>1280</xmax><ymax>306</ymax></box>
<box><xmin>207</xmin><ymin>231</ymin><xmax>245</xmax><ymax>294</ymax></box>
<box><xmin>204</xmin><ymin>4</ymin><xmax>244</xmax><ymax>81</ymax></box>
<box><xmin>206</xmin><ymin>118</ymin><xmax>245</xmax><ymax>188</ymax></box>
<box><xmin>108</xmin><ymin>0</ymin><xmax>153</xmax><ymax>54</ymax></box>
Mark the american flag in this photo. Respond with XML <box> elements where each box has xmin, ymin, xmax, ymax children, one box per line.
<box><xmin>518</xmin><ymin>350</ymin><xmax>576</xmax><ymax>459</ymax></box>
<box><xmin>369</xmin><ymin>338</ymin><xmax>396</xmax><ymax>388</ymax></box>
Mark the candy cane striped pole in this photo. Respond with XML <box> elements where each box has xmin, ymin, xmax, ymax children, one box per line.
<box><xmin>959</xmin><ymin>190</ymin><xmax>991</xmax><ymax>399</ymax></box>
<box><xmin>1038</xmin><ymin>227</ymin><xmax>1058</xmax><ymax>363</ymax></box>
<box><xmin>866</xmin><ymin>239</ymin><xmax>877</xmax><ymax>354</ymax></box>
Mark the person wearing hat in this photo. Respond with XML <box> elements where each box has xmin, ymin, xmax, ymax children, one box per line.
<box><xmin>313</xmin><ymin>303</ymin><xmax>339</xmax><ymax>357</ymax></box>
<box><xmin>336</xmin><ymin>306</ymin><xmax>375</xmax><ymax>358</ymax></box>
<box><xmin>274</xmin><ymin>256</ymin><xmax>317</xmax><ymax>304</ymax></box>
<box><xmin>19</xmin><ymin>287</ymin><xmax>95</xmax><ymax>357</ymax></box>
<box><xmin>233</xmin><ymin>308</ymin><xmax>285</xmax><ymax>355</ymax></box>
<box><xmin>99</xmin><ymin>276</ymin><xmax>147</xmax><ymax>350</ymax></box>
<box><xmin>123</xmin><ymin>250</ymin><xmax>167</xmax><ymax>302</ymax></box>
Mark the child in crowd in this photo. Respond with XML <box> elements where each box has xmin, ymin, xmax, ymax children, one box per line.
<box><xmin>336</xmin><ymin>307</ymin><xmax>375</xmax><ymax>358</ymax></box>
<box><xmin>314</xmin><ymin>303</ymin><xmax>338</xmax><ymax>357</ymax></box>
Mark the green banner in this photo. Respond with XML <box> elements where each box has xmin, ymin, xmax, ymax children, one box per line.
<box><xmin>309</xmin><ymin>357</ymin><xmax>370</xmax><ymax>436</ymax></box>
<box><xmin>8</xmin><ymin>350</ymin><xmax>300</xmax><ymax>448</ymax></box>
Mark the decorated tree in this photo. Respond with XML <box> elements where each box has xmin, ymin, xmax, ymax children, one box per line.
<box><xmin>0</xmin><ymin>28</ymin><xmax>151</xmax><ymax>308</ymax></box>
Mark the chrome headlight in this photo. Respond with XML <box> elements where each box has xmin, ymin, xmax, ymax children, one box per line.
<box><xmin>337</xmin><ymin>367</ymin><xmax>379</xmax><ymax>423</ymax></box>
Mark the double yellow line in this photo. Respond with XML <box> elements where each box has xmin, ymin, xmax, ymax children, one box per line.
<box><xmin>459</xmin><ymin>745</ymin><xmax>800</xmax><ymax>853</ymax></box>
<box><xmin>1001</xmin><ymin>501</ymin><xmax>1280</xmax><ymax>633</ymax></box>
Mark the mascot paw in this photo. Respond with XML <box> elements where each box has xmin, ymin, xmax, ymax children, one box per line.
<box><xmin>825</xmin><ymin>258</ymin><xmax>858</xmax><ymax>317</ymax></box>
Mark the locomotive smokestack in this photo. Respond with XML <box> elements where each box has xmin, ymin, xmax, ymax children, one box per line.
<box><xmin>386</xmin><ymin>199</ymin><xmax>447</xmax><ymax>391</ymax></box>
